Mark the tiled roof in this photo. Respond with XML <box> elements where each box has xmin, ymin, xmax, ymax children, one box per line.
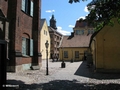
<box><xmin>40</xmin><ymin>19</ymin><xmax>46</xmax><ymax>30</ymax></box>
<box><xmin>75</xmin><ymin>21</ymin><xmax>87</xmax><ymax>28</ymax></box>
<box><xmin>60</xmin><ymin>34</ymin><xmax>92</xmax><ymax>48</ymax></box>
<box><xmin>74</xmin><ymin>21</ymin><xmax>93</xmax><ymax>28</ymax></box>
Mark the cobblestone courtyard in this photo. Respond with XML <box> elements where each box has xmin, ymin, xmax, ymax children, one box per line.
<box><xmin>7</xmin><ymin>60</ymin><xmax>120</xmax><ymax>90</ymax></box>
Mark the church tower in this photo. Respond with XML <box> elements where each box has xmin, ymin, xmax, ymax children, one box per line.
<box><xmin>50</xmin><ymin>14</ymin><xmax>57</xmax><ymax>30</ymax></box>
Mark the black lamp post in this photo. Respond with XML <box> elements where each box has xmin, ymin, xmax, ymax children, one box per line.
<box><xmin>45</xmin><ymin>40</ymin><xmax>49</xmax><ymax>75</ymax></box>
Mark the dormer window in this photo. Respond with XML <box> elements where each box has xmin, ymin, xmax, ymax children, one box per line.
<box><xmin>75</xmin><ymin>30</ymin><xmax>84</xmax><ymax>35</ymax></box>
<box><xmin>75</xmin><ymin>30</ymin><xmax>80</xmax><ymax>35</ymax></box>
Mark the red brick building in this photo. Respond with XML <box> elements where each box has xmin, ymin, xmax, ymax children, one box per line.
<box><xmin>0</xmin><ymin>0</ymin><xmax>42</xmax><ymax>72</ymax></box>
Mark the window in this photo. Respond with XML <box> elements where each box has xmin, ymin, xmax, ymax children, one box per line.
<box><xmin>21</xmin><ymin>0</ymin><xmax>33</xmax><ymax>16</ymax></box>
<box><xmin>76</xmin><ymin>30</ymin><xmax>84</xmax><ymax>35</ymax></box>
<box><xmin>64</xmin><ymin>51</ymin><xmax>68</xmax><ymax>58</ymax></box>
<box><xmin>82</xmin><ymin>30</ymin><xmax>84</xmax><ymax>35</ymax></box>
<box><xmin>75</xmin><ymin>51</ymin><xmax>79</xmax><ymax>58</ymax></box>
<box><xmin>75</xmin><ymin>30</ymin><xmax>79</xmax><ymax>35</ymax></box>
<box><xmin>44</xmin><ymin>30</ymin><xmax>46</xmax><ymax>35</ymax></box>
<box><xmin>57</xmin><ymin>42</ymin><xmax>59</xmax><ymax>46</ymax></box>
<box><xmin>44</xmin><ymin>30</ymin><xmax>47</xmax><ymax>35</ymax></box>
<box><xmin>88</xmin><ymin>30</ymin><xmax>90</xmax><ymax>34</ymax></box>
<box><xmin>22</xmin><ymin>37</ymin><xmax>33</xmax><ymax>56</ymax></box>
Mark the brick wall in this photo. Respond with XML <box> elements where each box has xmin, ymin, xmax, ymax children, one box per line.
<box><xmin>5</xmin><ymin>0</ymin><xmax>41</xmax><ymax>72</ymax></box>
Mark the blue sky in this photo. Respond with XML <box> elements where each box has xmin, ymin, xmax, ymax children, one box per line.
<box><xmin>41</xmin><ymin>0</ymin><xmax>92</xmax><ymax>35</ymax></box>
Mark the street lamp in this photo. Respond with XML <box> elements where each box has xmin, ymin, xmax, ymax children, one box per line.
<box><xmin>45</xmin><ymin>40</ymin><xmax>49</xmax><ymax>75</ymax></box>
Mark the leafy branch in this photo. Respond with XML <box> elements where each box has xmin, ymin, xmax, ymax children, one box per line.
<box><xmin>69</xmin><ymin>0</ymin><xmax>120</xmax><ymax>31</ymax></box>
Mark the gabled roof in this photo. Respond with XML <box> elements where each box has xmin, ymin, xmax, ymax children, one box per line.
<box><xmin>40</xmin><ymin>19</ymin><xmax>46</xmax><ymax>30</ymax></box>
<box><xmin>74</xmin><ymin>20</ymin><xmax>93</xmax><ymax>28</ymax></box>
<box><xmin>60</xmin><ymin>34</ymin><xmax>92</xmax><ymax>48</ymax></box>
<box><xmin>74</xmin><ymin>21</ymin><xmax>87</xmax><ymax>28</ymax></box>
<box><xmin>89</xmin><ymin>18</ymin><xmax>118</xmax><ymax>47</ymax></box>
<box><xmin>89</xmin><ymin>30</ymin><xmax>100</xmax><ymax>47</ymax></box>
<box><xmin>48</xmin><ymin>26</ymin><xmax>63</xmax><ymax>36</ymax></box>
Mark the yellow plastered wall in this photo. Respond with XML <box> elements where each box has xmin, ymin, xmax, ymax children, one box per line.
<box><xmin>40</xmin><ymin>20</ymin><xmax>50</xmax><ymax>60</ymax></box>
<box><xmin>59</xmin><ymin>47</ymin><xmax>88</xmax><ymax>61</ymax></box>
<box><xmin>93</xmin><ymin>18</ymin><xmax>120</xmax><ymax>70</ymax></box>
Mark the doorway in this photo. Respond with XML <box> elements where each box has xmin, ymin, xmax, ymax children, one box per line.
<box><xmin>0</xmin><ymin>41</ymin><xmax>7</xmax><ymax>89</ymax></box>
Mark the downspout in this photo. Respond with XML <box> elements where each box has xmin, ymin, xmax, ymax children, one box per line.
<box><xmin>93</xmin><ymin>38</ymin><xmax>96</xmax><ymax>70</ymax></box>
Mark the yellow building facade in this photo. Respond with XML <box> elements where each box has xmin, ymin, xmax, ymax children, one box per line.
<box><xmin>59</xmin><ymin>20</ymin><xmax>93</xmax><ymax>61</ymax></box>
<box><xmin>40</xmin><ymin>19</ymin><xmax>50</xmax><ymax>60</ymax></box>
<box><xmin>90</xmin><ymin>18</ymin><xmax>120</xmax><ymax>72</ymax></box>
<box><xmin>59</xmin><ymin>47</ymin><xmax>88</xmax><ymax>61</ymax></box>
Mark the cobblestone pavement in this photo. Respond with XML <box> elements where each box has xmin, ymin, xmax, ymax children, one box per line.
<box><xmin>7</xmin><ymin>60</ymin><xmax>120</xmax><ymax>90</ymax></box>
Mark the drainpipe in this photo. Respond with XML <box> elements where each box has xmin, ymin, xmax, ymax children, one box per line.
<box><xmin>93</xmin><ymin>38</ymin><xmax>96</xmax><ymax>70</ymax></box>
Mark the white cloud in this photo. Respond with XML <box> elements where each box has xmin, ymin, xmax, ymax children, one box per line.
<box><xmin>57</xmin><ymin>26</ymin><xmax>71</xmax><ymax>35</ymax></box>
<box><xmin>68</xmin><ymin>25</ymin><xmax>74</xmax><ymax>28</ymax></box>
<box><xmin>77</xmin><ymin>14</ymin><xmax>88</xmax><ymax>20</ymax></box>
<box><xmin>84</xmin><ymin>6</ymin><xmax>89</xmax><ymax>13</ymax></box>
<box><xmin>77</xmin><ymin>16</ymin><xmax>86</xmax><ymax>20</ymax></box>
<box><xmin>57</xmin><ymin>26</ymin><xmax>62</xmax><ymax>30</ymax></box>
<box><xmin>45</xmin><ymin>10</ymin><xmax>55</xmax><ymax>13</ymax></box>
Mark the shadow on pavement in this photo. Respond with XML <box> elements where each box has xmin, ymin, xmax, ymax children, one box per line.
<box><xmin>74</xmin><ymin>61</ymin><xmax>120</xmax><ymax>79</ymax></box>
<box><xmin>7</xmin><ymin>79</ymin><xmax>120</xmax><ymax>90</ymax></box>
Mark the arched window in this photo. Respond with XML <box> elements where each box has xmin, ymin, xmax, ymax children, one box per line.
<box><xmin>22</xmin><ymin>33</ymin><xmax>33</xmax><ymax>56</ymax></box>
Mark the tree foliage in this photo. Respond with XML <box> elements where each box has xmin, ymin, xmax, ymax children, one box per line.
<box><xmin>69</xmin><ymin>0</ymin><xmax>87</xmax><ymax>3</ymax></box>
<box><xmin>69</xmin><ymin>0</ymin><xmax>79</xmax><ymax>3</ymax></box>
<box><xmin>69</xmin><ymin>0</ymin><xmax>120</xmax><ymax>31</ymax></box>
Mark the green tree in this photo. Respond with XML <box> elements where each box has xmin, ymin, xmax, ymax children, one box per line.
<box><xmin>69</xmin><ymin>0</ymin><xmax>87</xmax><ymax>3</ymax></box>
<box><xmin>69</xmin><ymin>0</ymin><xmax>120</xmax><ymax>31</ymax></box>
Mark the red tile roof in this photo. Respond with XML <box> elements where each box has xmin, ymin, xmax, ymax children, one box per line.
<box><xmin>75</xmin><ymin>21</ymin><xmax>87</xmax><ymax>28</ymax></box>
<box><xmin>60</xmin><ymin>34</ymin><xmax>92</xmax><ymax>48</ymax></box>
<box><xmin>74</xmin><ymin>21</ymin><xmax>93</xmax><ymax>28</ymax></box>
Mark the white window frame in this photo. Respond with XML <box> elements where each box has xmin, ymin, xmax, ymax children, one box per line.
<box><xmin>64</xmin><ymin>51</ymin><xmax>68</xmax><ymax>58</ymax></box>
<box><xmin>22</xmin><ymin>37</ymin><xmax>33</xmax><ymax>56</ymax></box>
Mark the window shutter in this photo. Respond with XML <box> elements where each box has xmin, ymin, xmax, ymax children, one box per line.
<box><xmin>30</xmin><ymin>1</ymin><xmax>33</xmax><ymax>16</ymax></box>
<box><xmin>30</xmin><ymin>39</ymin><xmax>33</xmax><ymax>56</ymax></box>
<box><xmin>21</xmin><ymin>0</ymin><xmax>25</xmax><ymax>11</ymax></box>
<box><xmin>22</xmin><ymin>37</ymin><xmax>26</xmax><ymax>55</ymax></box>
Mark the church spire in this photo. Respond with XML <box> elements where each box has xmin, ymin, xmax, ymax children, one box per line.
<box><xmin>50</xmin><ymin>14</ymin><xmax>57</xmax><ymax>30</ymax></box>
